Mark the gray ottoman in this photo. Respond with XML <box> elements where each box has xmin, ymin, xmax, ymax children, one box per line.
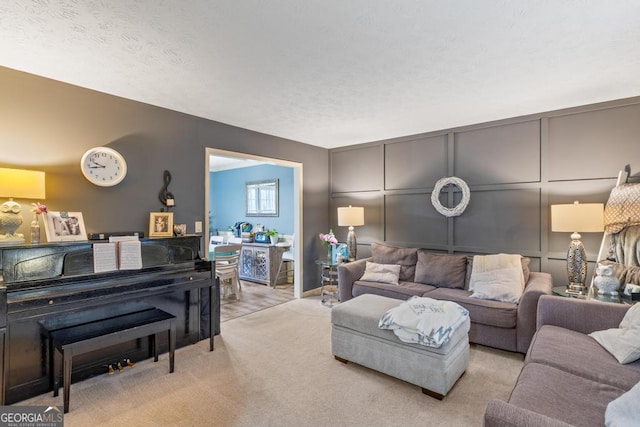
<box><xmin>331</xmin><ymin>294</ymin><xmax>470</xmax><ymax>399</ymax></box>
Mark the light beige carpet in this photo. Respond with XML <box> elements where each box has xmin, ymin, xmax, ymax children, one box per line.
<box><xmin>17</xmin><ymin>298</ymin><xmax>523</xmax><ymax>426</ymax></box>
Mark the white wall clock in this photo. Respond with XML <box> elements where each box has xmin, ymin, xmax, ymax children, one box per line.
<box><xmin>80</xmin><ymin>147</ymin><xmax>127</xmax><ymax>187</ymax></box>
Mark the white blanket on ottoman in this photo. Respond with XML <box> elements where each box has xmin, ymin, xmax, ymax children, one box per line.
<box><xmin>378</xmin><ymin>296</ymin><xmax>469</xmax><ymax>348</ymax></box>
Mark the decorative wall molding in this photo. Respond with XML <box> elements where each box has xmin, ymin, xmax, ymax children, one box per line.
<box><xmin>329</xmin><ymin>98</ymin><xmax>640</xmax><ymax>286</ymax></box>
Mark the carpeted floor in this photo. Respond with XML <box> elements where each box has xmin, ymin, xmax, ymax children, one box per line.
<box><xmin>17</xmin><ymin>298</ymin><xmax>523</xmax><ymax>426</ymax></box>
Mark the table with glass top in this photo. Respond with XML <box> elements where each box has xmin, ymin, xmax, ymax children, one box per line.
<box><xmin>552</xmin><ymin>285</ymin><xmax>636</xmax><ymax>305</ymax></box>
<box><xmin>316</xmin><ymin>259</ymin><xmax>340</xmax><ymax>306</ymax></box>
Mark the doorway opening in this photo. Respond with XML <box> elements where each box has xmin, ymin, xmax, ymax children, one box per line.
<box><xmin>205</xmin><ymin>148</ymin><xmax>303</xmax><ymax>300</ymax></box>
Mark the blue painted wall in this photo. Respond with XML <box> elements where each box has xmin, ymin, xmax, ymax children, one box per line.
<box><xmin>209</xmin><ymin>164</ymin><xmax>294</xmax><ymax>236</ymax></box>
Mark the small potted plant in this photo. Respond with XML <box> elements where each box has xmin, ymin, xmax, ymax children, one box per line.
<box><xmin>265</xmin><ymin>229</ymin><xmax>278</xmax><ymax>245</ymax></box>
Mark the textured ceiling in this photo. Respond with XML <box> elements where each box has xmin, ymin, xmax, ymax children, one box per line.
<box><xmin>1</xmin><ymin>1</ymin><xmax>639</xmax><ymax>149</ymax></box>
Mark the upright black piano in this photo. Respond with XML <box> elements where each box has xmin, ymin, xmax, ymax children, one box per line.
<box><xmin>0</xmin><ymin>235</ymin><xmax>218</xmax><ymax>404</ymax></box>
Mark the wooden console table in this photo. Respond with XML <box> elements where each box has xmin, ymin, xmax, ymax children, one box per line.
<box><xmin>238</xmin><ymin>243</ymin><xmax>288</xmax><ymax>286</ymax></box>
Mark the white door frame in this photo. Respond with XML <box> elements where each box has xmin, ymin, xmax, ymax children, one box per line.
<box><xmin>205</xmin><ymin>148</ymin><xmax>303</xmax><ymax>299</ymax></box>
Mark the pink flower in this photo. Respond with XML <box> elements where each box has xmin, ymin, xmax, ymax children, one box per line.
<box><xmin>319</xmin><ymin>230</ymin><xmax>338</xmax><ymax>246</ymax></box>
<box><xmin>31</xmin><ymin>202</ymin><xmax>47</xmax><ymax>215</ymax></box>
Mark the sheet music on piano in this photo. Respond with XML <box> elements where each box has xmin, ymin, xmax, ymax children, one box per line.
<box><xmin>110</xmin><ymin>236</ymin><xmax>142</xmax><ymax>270</ymax></box>
<box><xmin>93</xmin><ymin>242</ymin><xmax>118</xmax><ymax>273</ymax></box>
<box><xmin>92</xmin><ymin>236</ymin><xmax>143</xmax><ymax>272</ymax></box>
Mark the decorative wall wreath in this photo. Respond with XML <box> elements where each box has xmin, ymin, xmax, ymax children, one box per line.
<box><xmin>431</xmin><ymin>176</ymin><xmax>470</xmax><ymax>217</ymax></box>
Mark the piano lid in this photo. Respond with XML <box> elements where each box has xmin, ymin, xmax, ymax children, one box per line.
<box><xmin>0</xmin><ymin>236</ymin><xmax>203</xmax><ymax>284</ymax></box>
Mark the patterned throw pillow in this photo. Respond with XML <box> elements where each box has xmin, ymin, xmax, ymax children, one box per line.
<box><xmin>360</xmin><ymin>261</ymin><xmax>401</xmax><ymax>285</ymax></box>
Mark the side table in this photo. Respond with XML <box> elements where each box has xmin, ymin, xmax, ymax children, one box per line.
<box><xmin>552</xmin><ymin>285</ymin><xmax>635</xmax><ymax>305</ymax></box>
<box><xmin>552</xmin><ymin>286</ymin><xmax>587</xmax><ymax>299</ymax></box>
<box><xmin>316</xmin><ymin>260</ymin><xmax>340</xmax><ymax>307</ymax></box>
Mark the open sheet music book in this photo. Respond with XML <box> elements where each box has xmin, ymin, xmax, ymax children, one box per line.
<box><xmin>93</xmin><ymin>236</ymin><xmax>143</xmax><ymax>272</ymax></box>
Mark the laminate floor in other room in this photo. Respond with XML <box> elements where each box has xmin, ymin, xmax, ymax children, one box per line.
<box><xmin>220</xmin><ymin>280</ymin><xmax>295</xmax><ymax>322</ymax></box>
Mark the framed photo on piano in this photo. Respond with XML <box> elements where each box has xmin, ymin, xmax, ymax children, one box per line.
<box><xmin>43</xmin><ymin>211</ymin><xmax>88</xmax><ymax>242</ymax></box>
<box><xmin>149</xmin><ymin>212</ymin><xmax>174</xmax><ymax>237</ymax></box>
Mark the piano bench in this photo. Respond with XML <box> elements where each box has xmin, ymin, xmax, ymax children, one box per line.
<box><xmin>40</xmin><ymin>307</ymin><xmax>176</xmax><ymax>413</ymax></box>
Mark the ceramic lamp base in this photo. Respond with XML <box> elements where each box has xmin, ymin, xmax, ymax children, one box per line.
<box><xmin>566</xmin><ymin>236</ymin><xmax>587</xmax><ymax>293</ymax></box>
<box><xmin>346</xmin><ymin>226</ymin><xmax>357</xmax><ymax>261</ymax></box>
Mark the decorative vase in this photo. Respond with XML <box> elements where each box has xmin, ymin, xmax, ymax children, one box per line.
<box><xmin>31</xmin><ymin>215</ymin><xmax>40</xmax><ymax>244</ymax></box>
<box><xmin>328</xmin><ymin>244</ymin><xmax>338</xmax><ymax>263</ymax></box>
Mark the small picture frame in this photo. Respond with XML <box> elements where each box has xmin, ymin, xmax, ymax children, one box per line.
<box><xmin>173</xmin><ymin>223</ymin><xmax>187</xmax><ymax>236</ymax></box>
<box><xmin>43</xmin><ymin>211</ymin><xmax>87</xmax><ymax>242</ymax></box>
<box><xmin>149</xmin><ymin>212</ymin><xmax>174</xmax><ymax>237</ymax></box>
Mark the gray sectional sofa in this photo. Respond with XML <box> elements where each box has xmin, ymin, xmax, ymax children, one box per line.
<box><xmin>337</xmin><ymin>243</ymin><xmax>553</xmax><ymax>354</ymax></box>
<box><xmin>484</xmin><ymin>295</ymin><xmax>640</xmax><ymax>426</ymax></box>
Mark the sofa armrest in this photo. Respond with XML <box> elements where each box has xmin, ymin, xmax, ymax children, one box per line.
<box><xmin>484</xmin><ymin>399</ymin><xmax>573</xmax><ymax>427</ymax></box>
<box><xmin>536</xmin><ymin>294</ymin><xmax>630</xmax><ymax>334</ymax></box>
<box><xmin>337</xmin><ymin>257</ymin><xmax>370</xmax><ymax>302</ymax></box>
<box><xmin>516</xmin><ymin>272</ymin><xmax>553</xmax><ymax>353</ymax></box>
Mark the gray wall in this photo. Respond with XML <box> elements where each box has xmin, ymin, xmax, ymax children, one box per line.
<box><xmin>329</xmin><ymin>97</ymin><xmax>640</xmax><ymax>286</ymax></box>
<box><xmin>0</xmin><ymin>66</ymin><xmax>329</xmax><ymax>292</ymax></box>
<box><xmin>4</xmin><ymin>64</ymin><xmax>640</xmax><ymax>290</ymax></box>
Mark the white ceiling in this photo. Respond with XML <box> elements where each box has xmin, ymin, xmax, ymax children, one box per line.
<box><xmin>209</xmin><ymin>155</ymin><xmax>268</xmax><ymax>172</ymax></box>
<box><xmin>1</xmin><ymin>1</ymin><xmax>639</xmax><ymax>149</ymax></box>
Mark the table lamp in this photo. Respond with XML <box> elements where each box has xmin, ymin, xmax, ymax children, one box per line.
<box><xmin>337</xmin><ymin>205</ymin><xmax>364</xmax><ymax>261</ymax></box>
<box><xmin>551</xmin><ymin>201</ymin><xmax>604</xmax><ymax>294</ymax></box>
<box><xmin>0</xmin><ymin>168</ymin><xmax>46</xmax><ymax>245</ymax></box>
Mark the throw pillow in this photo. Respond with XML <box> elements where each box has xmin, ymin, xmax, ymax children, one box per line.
<box><xmin>371</xmin><ymin>242</ymin><xmax>418</xmax><ymax>282</ymax></box>
<box><xmin>605</xmin><ymin>380</ymin><xmax>640</xmax><ymax>426</ymax></box>
<box><xmin>360</xmin><ymin>261</ymin><xmax>401</xmax><ymax>285</ymax></box>
<box><xmin>414</xmin><ymin>252</ymin><xmax>467</xmax><ymax>289</ymax></box>
<box><xmin>468</xmin><ymin>253</ymin><xmax>525</xmax><ymax>292</ymax></box>
<box><xmin>468</xmin><ymin>267</ymin><xmax>524</xmax><ymax>303</ymax></box>
<box><xmin>590</xmin><ymin>303</ymin><xmax>640</xmax><ymax>364</ymax></box>
<box><xmin>464</xmin><ymin>256</ymin><xmax>530</xmax><ymax>289</ymax></box>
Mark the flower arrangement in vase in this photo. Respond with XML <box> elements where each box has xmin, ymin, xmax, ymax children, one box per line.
<box><xmin>30</xmin><ymin>202</ymin><xmax>47</xmax><ymax>244</ymax></box>
<box><xmin>319</xmin><ymin>229</ymin><xmax>338</xmax><ymax>261</ymax></box>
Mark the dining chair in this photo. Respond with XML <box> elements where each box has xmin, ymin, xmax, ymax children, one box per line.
<box><xmin>209</xmin><ymin>235</ymin><xmax>225</xmax><ymax>254</ymax></box>
<box><xmin>210</xmin><ymin>235</ymin><xmax>225</xmax><ymax>244</ymax></box>
<box><xmin>274</xmin><ymin>235</ymin><xmax>294</xmax><ymax>288</ymax></box>
<box><xmin>213</xmin><ymin>244</ymin><xmax>242</xmax><ymax>299</ymax></box>
<box><xmin>224</xmin><ymin>237</ymin><xmax>243</xmax><ymax>290</ymax></box>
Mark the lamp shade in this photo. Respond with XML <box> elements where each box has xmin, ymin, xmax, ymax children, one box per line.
<box><xmin>0</xmin><ymin>168</ymin><xmax>46</xmax><ymax>199</ymax></box>
<box><xmin>551</xmin><ymin>202</ymin><xmax>604</xmax><ymax>233</ymax></box>
<box><xmin>337</xmin><ymin>206</ymin><xmax>364</xmax><ymax>227</ymax></box>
